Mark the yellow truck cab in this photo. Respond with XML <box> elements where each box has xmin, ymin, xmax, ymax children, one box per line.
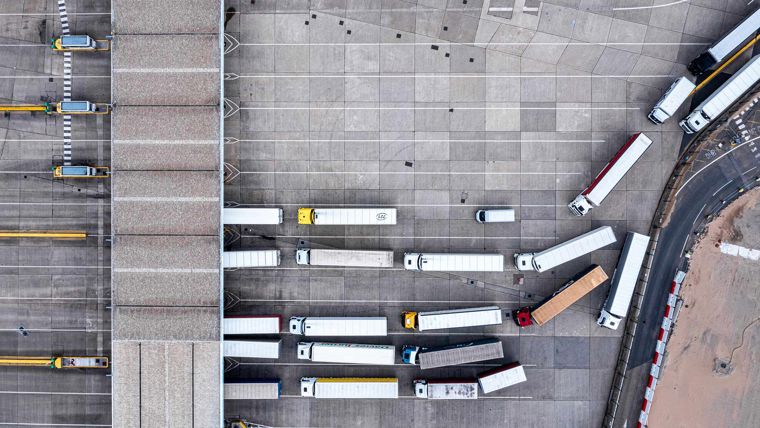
<box><xmin>53</xmin><ymin>356</ymin><xmax>109</xmax><ymax>369</ymax></box>
<box><xmin>403</xmin><ymin>312</ymin><xmax>418</xmax><ymax>329</ymax></box>
<box><xmin>51</xmin><ymin>35</ymin><xmax>110</xmax><ymax>51</ymax></box>
<box><xmin>53</xmin><ymin>165</ymin><xmax>110</xmax><ymax>179</ymax></box>
<box><xmin>298</xmin><ymin>208</ymin><xmax>315</xmax><ymax>224</ymax></box>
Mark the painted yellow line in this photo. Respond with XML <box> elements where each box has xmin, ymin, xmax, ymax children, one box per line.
<box><xmin>0</xmin><ymin>230</ymin><xmax>86</xmax><ymax>239</ymax></box>
<box><xmin>693</xmin><ymin>33</ymin><xmax>760</xmax><ymax>95</ymax></box>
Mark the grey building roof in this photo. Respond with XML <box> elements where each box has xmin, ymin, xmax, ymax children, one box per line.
<box><xmin>112</xmin><ymin>0</ymin><xmax>221</xmax><ymax>34</ymax></box>
<box><xmin>112</xmin><ymin>235</ymin><xmax>220</xmax><ymax>307</ymax></box>
<box><xmin>112</xmin><ymin>35</ymin><xmax>220</xmax><ymax>106</ymax></box>
<box><xmin>112</xmin><ymin>171</ymin><xmax>220</xmax><ymax>236</ymax></box>
<box><xmin>112</xmin><ymin>106</ymin><xmax>220</xmax><ymax>171</ymax></box>
<box><xmin>111</xmin><ymin>1</ymin><xmax>222</xmax><ymax>426</ymax></box>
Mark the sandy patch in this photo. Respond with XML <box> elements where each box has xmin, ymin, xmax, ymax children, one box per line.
<box><xmin>648</xmin><ymin>188</ymin><xmax>760</xmax><ymax>427</ymax></box>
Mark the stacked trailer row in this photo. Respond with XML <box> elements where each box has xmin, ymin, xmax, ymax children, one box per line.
<box><xmin>224</xmin><ymin>315</ymin><xmax>281</xmax><ymax>335</ymax></box>
<box><xmin>289</xmin><ymin>317</ymin><xmax>388</xmax><ymax>336</ymax></box>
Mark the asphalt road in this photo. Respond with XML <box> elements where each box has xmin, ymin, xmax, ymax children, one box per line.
<box><xmin>615</xmin><ymin>136</ymin><xmax>760</xmax><ymax>427</ymax></box>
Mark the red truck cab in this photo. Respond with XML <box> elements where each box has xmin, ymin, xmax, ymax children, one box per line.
<box><xmin>512</xmin><ymin>307</ymin><xmax>533</xmax><ymax>327</ymax></box>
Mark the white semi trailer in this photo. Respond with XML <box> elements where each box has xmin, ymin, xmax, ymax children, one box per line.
<box><xmin>403</xmin><ymin>306</ymin><xmax>502</xmax><ymax>331</ymax></box>
<box><xmin>597</xmin><ymin>232</ymin><xmax>650</xmax><ymax>330</ymax></box>
<box><xmin>413</xmin><ymin>379</ymin><xmax>478</xmax><ymax>399</ymax></box>
<box><xmin>300</xmin><ymin>377</ymin><xmax>399</xmax><ymax>399</ymax></box>
<box><xmin>223</xmin><ymin>207</ymin><xmax>283</xmax><ymax>224</ymax></box>
<box><xmin>298</xmin><ymin>208</ymin><xmax>397</xmax><ymax>225</ymax></box>
<box><xmin>224</xmin><ymin>315</ymin><xmax>281</xmax><ymax>335</ymax></box>
<box><xmin>296</xmin><ymin>248</ymin><xmax>394</xmax><ymax>268</ymax></box>
<box><xmin>297</xmin><ymin>342</ymin><xmax>395</xmax><ymax>365</ymax></box>
<box><xmin>289</xmin><ymin>317</ymin><xmax>388</xmax><ymax>336</ymax></box>
<box><xmin>224</xmin><ymin>379</ymin><xmax>281</xmax><ymax>400</ymax></box>
<box><xmin>223</xmin><ymin>340</ymin><xmax>281</xmax><ymax>359</ymax></box>
<box><xmin>514</xmin><ymin>226</ymin><xmax>617</xmax><ymax>272</ymax></box>
<box><xmin>648</xmin><ymin>77</ymin><xmax>696</xmax><ymax>124</ymax></box>
<box><xmin>403</xmin><ymin>253</ymin><xmax>504</xmax><ymax>272</ymax></box>
<box><xmin>477</xmin><ymin>362</ymin><xmax>527</xmax><ymax>394</ymax></box>
<box><xmin>568</xmin><ymin>133</ymin><xmax>652</xmax><ymax>216</ymax></box>
<box><xmin>223</xmin><ymin>250</ymin><xmax>280</xmax><ymax>269</ymax></box>
<box><xmin>402</xmin><ymin>338</ymin><xmax>504</xmax><ymax>370</ymax></box>
<box><xmin>680</xmin><ymin>55</ymin><xmax>760</xmax><ymax>134</ymax></box>
<box><xmin>688</xmin><ymin>8</ymin><xmax>760</xmax><ymax>76</ymax></box>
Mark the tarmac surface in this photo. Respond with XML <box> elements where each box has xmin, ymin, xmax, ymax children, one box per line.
<box><xmin>221</xmin><ymin>0</ymin><xmax>758</xmax><ymax>426</ymax></box>
<box><xmin>0</xmin><ymin>1</ymin><xmax>112</xmax><ymax>427</ymax></box>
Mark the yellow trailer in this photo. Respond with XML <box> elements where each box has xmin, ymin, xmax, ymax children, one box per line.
<box><xmin>0</xmin><ymin>230</ymin><xmax>86</xmax><ymax>239</ymax></box>
<box><xmin>0</xmin><ymin>101</ymin><xmax>110</xmax><ymax>115</ymax></box>
<box><xmin>0</xmin><ymin>103</ymin><xmax>52</xmax><ymax>113</ymax></box>
<box><xmin>0</xmin><ymin>356</ymin><xmax>109</xmax><ymax>369</ymax></box>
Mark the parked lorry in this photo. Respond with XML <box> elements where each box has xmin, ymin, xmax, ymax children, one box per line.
<box><xmin>300</xmin><ymin>377</ymin><xmax>399</xmax><ymax>399</ymax></box>
<box><xmin>568</xmin><ymin>133</ymin><xmax>652</xmax><ymax>216</ymax></box>
<box><xmin>477</xmin><ymin>362</ymin><xmax>527</xmax><ymax>394</ymax></box>
<box><xmin>688</xmin><ymin>8</ymin><xmax>760</xmax><ymax>75</ymax></box>
<box><xmin>403</xmin><ymin>306</ymin><xmax>502</xmax><ymax>331</ymax></box>
<box><xmin>223</xmin><ymin>207</ymin><xmax>283</xmax><ymax>224</ymax></box>
<box><xmin>298</xmin><ymin>208</ymin><xmax>397</xmax><ymax>225</ymax></box>
<box><xmin>51</xmin><ymin>35</ymin><xmax>110</xmax><ymax>51</ymax></box>
<box><xmin>223</xmin><ymin>340</ymin><xmax>281</xmax><ymax>359</ymax></box>
<box><xmin>223</xmin><ymin>250</ymin><xmax>280</xmax><ymax>269</ymax></box>
<box><xmin>53</xmin><ymin>165</ymin><xmax>110</xmax><ymax>179</ymax></box>
<box><xmin>413</xmin><ymin>379</ymin><xmax>478</xmax><ymax>400</ymax></box>
<box><xmin>296</xmin><ymin>248</ymin><xmax>394</xmax><ymax>267</ymax></box>
<box><xmin>680</xmin><ymin>55</ymin><xmax>760</xmax><ymax>134</ymax></box>
<box><xmin>297</xmin><ymin>342</ymin><xmax>395</xmax><ymax>365</ymax></box>
<box><xmin>513</xmin><ymin>265</ymin><xmax>609</xmax><ymax>327</ymax></box>
<box><xmin>648</xmin><ymin>77</ymin><xmax>696</xmax><ymax>124</ymax></box>
<box><xmin>289</xmin><ymin>317</ymin><xmax>387</xmax><ymax>336</ymax></box>
<box><xmin>403</xmin><ymin>253</ymin><xmax>504</xmax><ymax>272</ymax></box>
<box><xmin>224</xmin><ymin>315</ymin><xmax>281</xmax><ymax>335</ymax></box>
<box><xmin>402</xmin><ymin>338</ymin><xmax>504</xmax><ymax>370</ymax></box>
<box><xmin>224</xmin><ymin>379</ymin><xmax>281</xmax><ymax>400</ymax></box>
<box><xmin>514</xmin><ymin>226</ymin><xmax>616</xmax><ymax>272</ymax></box>
<box><xmin>597</xmin><ymin>232</ymin><xmax>650</xmax><ymax>330</ymax></box>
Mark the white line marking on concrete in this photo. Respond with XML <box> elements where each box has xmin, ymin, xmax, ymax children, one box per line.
<box><xmin>113</xmin><ymin>197</ymin><xmax>218</xmax><ymax>202</ymax></box>
<box><xmin>228</xmin><ymin>138</ymin><xmax>605</xmax><ymax>143</ymax></box>
<box><xmin>239</xmin><ymin>299</ymin><xmax>519</xmax><ymax>304</ymax></box>
<box><xmin>693</xmin><ymin>203</ymin><xmax>707</xmax><ymax>226</ymax></box>
<box><xmin>235</xmin><ymin>74</ymin><xmax>674</xmax><ymax>79</ymax></box>
<box><xmin>0</xmin><ymin>391</ymin><xmax>111</xmax><ymax>395</ymax></box>
<box><xmin>613</xmin><ymin>0</ymin><xmax>689</xmax><ymax>11</ymax></box>
<box><xmin>113</xmin><ymin>68</ymin><xmax>219</xmax><ymax>73</ymax></box>
<box><xmin>0</xmin><ymin>424</ymin><xmax>111</xmax><ymax>427</ymax></box>
<box><xmin>237</xmin><ymin>42</ymin><xmax>708</xmax><ymax>46</ymax></box>
<box><xmin>238</xmin><ymin>106</ymin><xmax>639</xmax><ymax>111</ymax></box>
<box><xmin>257</xmin><ymin>235</ymin><xmax>556</xmax><ymax>240</ymax></box>
<box><xmin>228</xmin><ymin>203</ymin><xmax>560</xmax><ymax>207</ymax></box>
<box><xmin>0</xmin><ymin>329</ymin><xmax>109</xmax><ymax>333</ymax></box>
<box><xmin>236</xmin><ymin>171</ymin><xmax>581</xmax><ymax>175</ymax></box>
<box><xmin>712</xmin><ymin>180</ymin><xmax>733</xmax><ymax>196</ymax></box>
<box><xmin>236</xmin><ymin>362</ymin><xmax>537</xmax><ymax>368</ymax></box>
<box><xmin>113</xmin><ymin>268</ymin><xmax>216</xmax><ymax>273</ymax></box>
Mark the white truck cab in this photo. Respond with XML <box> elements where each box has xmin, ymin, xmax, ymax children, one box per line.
<box><xmin>289</xmin><ymin>317</ymin><xmax>306</xmax><ymax>334</ymax></box>
<box><xmin>567</xmin><ymin>195</ymin><xmax>593</xmax><ymax>216</ymax></box>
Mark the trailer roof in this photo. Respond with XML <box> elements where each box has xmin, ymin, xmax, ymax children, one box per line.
<box><xmin>531</xmin><ymin>266</ymin><xmax>609</xmax><ymax>325</ymax></box>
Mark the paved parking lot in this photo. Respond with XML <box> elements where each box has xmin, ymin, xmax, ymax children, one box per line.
<box><xmin>220</xmin><ymin>0</ymin><xmax>756</xmax><ymax>426</ymax></box>
<box><xmin>0</xmin><ymin>1</ymin><xmax>111</xmax><ymax>426</ymax></box>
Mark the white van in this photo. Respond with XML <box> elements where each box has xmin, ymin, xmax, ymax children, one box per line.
<box><xmin>475</xmin><ymin>209</ymin><xmax>515</xmax><ymax>223</ymax></box>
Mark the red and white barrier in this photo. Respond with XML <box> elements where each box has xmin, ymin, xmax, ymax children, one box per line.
<box><xmin>637</xmin><ymin>271</ymin><xmax>685</xmax><ymax>428</ymax></box>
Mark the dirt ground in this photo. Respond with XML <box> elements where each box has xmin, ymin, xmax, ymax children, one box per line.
<box><xmin>648</xmin><ymin>188</ymin><xmax>760</xmax><ymax>427</ymax></box>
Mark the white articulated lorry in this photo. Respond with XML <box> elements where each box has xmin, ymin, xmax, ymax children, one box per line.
<box><xmin>289</xmin><ymin>317</ymin><xmax>388</xmax><ymax>336</ymax></box>
<box><xmin>224</xmin><ymin>340</ymin><xmax>281</xmax><ymax>359</ymax></box>
<box><xmin>413</xmin><ymin>379</ymin><xmax>478</xmax><ymax>399</ymax></box>
<box><xmin>648</xmin><ymin>77</ymin><xmax>696</xmax><ymax>124</ymax></box>
<box><xmin>597</xmin><ymin>232</ymin><xmax>650</xmax><ymax>330</ymax></box>
<box><xmin>223</xmin><ymin>207</ymin><xmax>283</xmax><ymax>224</ymax></box>
<box><xmin>224</xmin><ymin>379</ymin><xmax>281</xmax><ymax>400</ymax></box>
<box><xmin>514</xmin><ymin>226</ymin><xmax>617</xmax><ymax>272</ymax></box>
<box><xmin>568</xmin><ymin>133</ymin><xmax>652</xmax><ymax>216</ymax></box>
<box><xmin>403</xmin><ymin>306</ymin><xmax>502</xmax><ymax>331</ymax></box>
<box><xmin>477</xmin><ymin>362</ymin><xmax>527</xmax><ymax>394</ymax></box>
<box><xmin>403</xmin><ymin>253</ymin><xmax>504</xmax><ymax>272</ymax></box>
<box><xmin>296</xmin><ymin>248</ymin><xmax>394</xmax><ymax>268</ymax></box>
<box><xmin>680</xmin><ymin>55</ymin><xmax>760</xmax><ymax>134</ymax></box>
<box><xmin>688</xmin><ymin>8</ymin><xmax>760</xmax><ymax>76</ymax></box>
<box><xmin>224</xmin><ymin>315</ymin><xmax>281</xmax><ymax>335</ymax></box>
<box><xmin>402</xmin><ymin>338</ymin><xmax>504</xmax><ymax>370</ymax></box>
<box><xmin>298</xmin><ymin>207</ymin><xmax>397</xmax><ymax>225</ymax></box>
<box><xmin>297</xmin><ymin>342</ymin><xmax>395</xmax><ymax>365</ymax></box>
<box><xmin>223</xmin><ymin>250</ymin><xmax>280</xmax><ymax>269</ymax></box>
<box><xmin>301</xmin><ymin>377</ymin><xmax>399</xmax><ymax>399</ymax></box>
